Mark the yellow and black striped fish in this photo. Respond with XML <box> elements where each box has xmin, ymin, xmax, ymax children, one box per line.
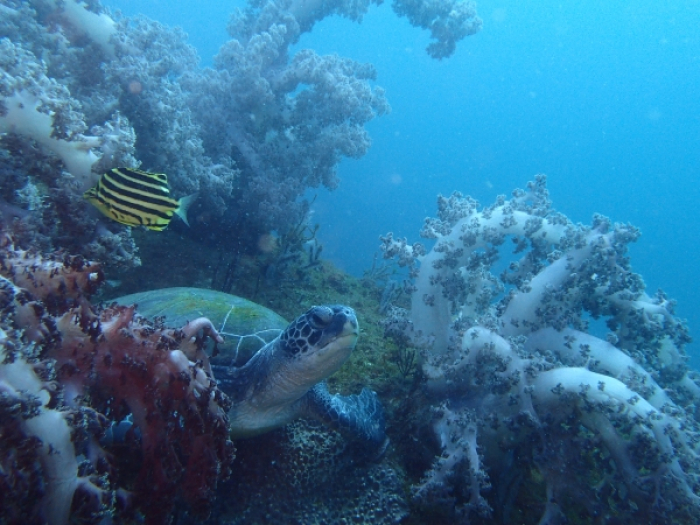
<box><xmin>83</xmin><ymin>168</ymin><xmax>197</xmax><ymax>231</ymax></box>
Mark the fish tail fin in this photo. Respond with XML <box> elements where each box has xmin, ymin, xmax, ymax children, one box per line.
<box><xmin>176</xmin><ymin>192</ymin><xmax>198</xmax><ymax>227</ymax></box>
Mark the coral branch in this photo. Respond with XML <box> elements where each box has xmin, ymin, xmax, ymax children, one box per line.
<box><xmin>382</xmin><ymin>175</ymin><xmax>700</xmax><ymax>523</ymax></box>
<box><xmin>0</xmin><ymin>234</ymin><xmax>104</xmax><ymax>303</ymax></box>
<box><xmin>0</xmin><ymin>242</ymin><xmax>234</xmax><ymax>523</ymax></box>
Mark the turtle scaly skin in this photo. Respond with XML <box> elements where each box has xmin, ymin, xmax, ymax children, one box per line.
<box><xmin>213</xmin><ymin>305</ymin><xmax>386</xmax><ymax>450</ymax></box>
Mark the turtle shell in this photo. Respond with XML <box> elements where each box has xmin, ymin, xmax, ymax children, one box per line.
<box><xmin>112</xmin><ymin>287</ymin><xmax>287</xmax><ymax>366</ymax></box>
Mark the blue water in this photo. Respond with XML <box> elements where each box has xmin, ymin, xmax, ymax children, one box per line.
<box><xmin>107</xmin><ymin>0</ymin><xmax>700</xmax><ymax>362</ymax></box>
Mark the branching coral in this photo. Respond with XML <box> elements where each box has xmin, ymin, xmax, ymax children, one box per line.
<box><xmin>187</xmin><ymin>0</ymin><xmax>480</xmax><ymax>239</ymax></box>
<box><xmin>0</xmin><ymin>2</ymin><xmax>140</xmax><ymax>268</ymax></box>
<box><xmin>381</xmin><ymin>175</ymin><xmax>700</xmax><ymax>523</ymax></box>
<box><xmin>392</xmin><ymin>0</ymin><xmax>482</xmax><ymax>59</ymax></box>
<box><xmin>184</xmin><ymin>1</ymin><xmax>391</xmax><ymax>238</ymax></box>
<box><xmin>1</xmin><ymin>0</ymin><xmax>480</xmax><ymax>279</ymax></box>
<box><xmin>0</xmin><ymin>237</ymin><xmax>234</xmax><ymax>524</ymax></box>
<box><xmin>104</xmin><ymin>16</ymin><xmax>238</xmax><ymax>216</ymax></box>
<box><xmin>0</xmin><ymin>233</ymin><xmax>104</xmax><ymax>304</ymax></box>
<box><xmin>28</xmin><ymin>0</ymin><xmax>117</xmax><ymax>57</ymax></box>
<box><xmin>0</xmin><ymin>37</ymin><xmax>134</xmax><ymax>190</ymax></box>
<box><xmin>0</xmin><ymin>0</ymin><xmax>233</xmax><ymax>269</ymax></box>
<box><xmin>284</xmin><ymin>0</ymin><xmax>481</xmax><ymax>58</ymax></box>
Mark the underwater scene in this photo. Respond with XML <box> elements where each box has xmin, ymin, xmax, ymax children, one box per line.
<box><xmin>1</xmin><ymin>0</ymin><xmax>700</xmax><ymax>523</ymax></box>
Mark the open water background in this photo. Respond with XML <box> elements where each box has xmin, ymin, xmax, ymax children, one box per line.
<box><xmin>107</xmin><ymin>0</ymin><xmax>700</xmax><ymax>363</ymax></box>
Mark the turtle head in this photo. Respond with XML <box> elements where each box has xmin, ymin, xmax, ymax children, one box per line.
<box><xmin>224</xmin><ymin>305</ymin><xmax>361</xmax><ymax>438</ymax></box>
<box><xmin>279</xmin><ymin>305</ymin><xmax>359</xmax><ymax>380</ymax></box>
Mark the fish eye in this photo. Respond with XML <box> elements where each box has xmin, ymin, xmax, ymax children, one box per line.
<box><xmin>308</xmin><ymin>306</ymin><xmax>333</xmax><ymax>328</ymax></box>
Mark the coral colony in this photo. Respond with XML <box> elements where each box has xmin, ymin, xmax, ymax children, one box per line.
<box><xmin>0</xmin><ymin>0</ymin><xmax>480</xmax><ymax>270</ymax></box>
<box><xmin>381</xmin><ymin>175</ymin><xmax>700</xmax><ymax>523</ymax></box>
<box><xmin>0</xmin><ymin>237</ymin><xmax>234</xmax><ymax>523</ymax></box>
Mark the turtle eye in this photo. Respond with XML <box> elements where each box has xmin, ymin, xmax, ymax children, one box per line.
<box><xmin>308</xmin><ymin>306</ymin><xmax>333</xmax><ymax>328</ymax></box>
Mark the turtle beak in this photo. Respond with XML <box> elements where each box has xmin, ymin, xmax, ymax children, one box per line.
<box><xmin>320</xmin><ymin>306</ymin><xmax>358</xmax><ymax>343</ymax></box>
<box><xmin>345</xmin><ymin>307</ymin><xmax>359</xmax><ymax>335</ymax></box>
<box><xmin>345</xmin><ymin>317</ymin><xmax>359</xmax><ymax>336</ymax></box>
<box><xmin>338</xmin><ymin>320</ymin><xmax>359</xmax><ymax>345</ymax></box>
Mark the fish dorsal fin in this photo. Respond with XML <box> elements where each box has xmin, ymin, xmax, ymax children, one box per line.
<box><xmin>113</xmin><ymin>168</ymin><xmax>170</xmax><ymax>193</ymax></box>
<box><xmin>149</xmin><ymin>171</ymin><xmax>169</xmax><ymax>186</ymax></box>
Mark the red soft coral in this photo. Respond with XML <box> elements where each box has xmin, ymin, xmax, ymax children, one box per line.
<box><xmin>0</xmin><ymin>238</ymin><xmax>234</xmax><ymax>524</ymax></box>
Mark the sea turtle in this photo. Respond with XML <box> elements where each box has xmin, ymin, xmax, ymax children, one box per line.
<box><xmin>212</xmin><ymin>304</ymin><xmax>387</xmax><ymax>450</ymax></box>
<box><xmin>112</xmin><ymin>288</ymin><xmax>386</xmax><ymax>450</ymax></box>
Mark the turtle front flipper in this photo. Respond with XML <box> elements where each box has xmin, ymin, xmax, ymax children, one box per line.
<box><xmin>302</xmin><ymin>382</ymin><xmax>388</xmax><ymax>455</ymax></box>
